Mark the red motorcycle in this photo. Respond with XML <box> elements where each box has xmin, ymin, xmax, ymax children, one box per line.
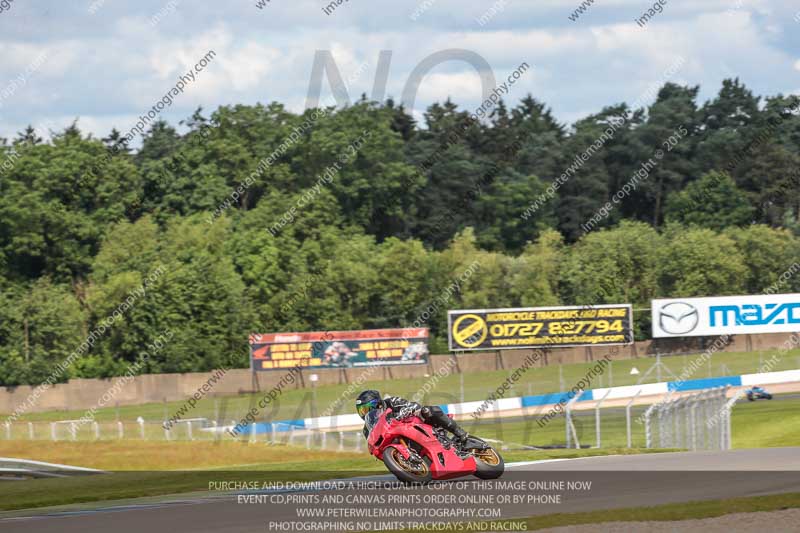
<box><xmin>365</xmin><ymin>408</ymin><xmax>504</xmax><ymax>483</ymax></box>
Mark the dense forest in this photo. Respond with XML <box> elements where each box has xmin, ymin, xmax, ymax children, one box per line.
<box><xmin>2</xmin><ymin>78</ymin><xmax>800</xmax><ymax>385</ymax></box>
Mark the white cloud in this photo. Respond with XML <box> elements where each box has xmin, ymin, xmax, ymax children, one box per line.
<box><xmin>1</xmin><ymin>0</ymin><xmax>799</xmax><ymax>141</ymax></box>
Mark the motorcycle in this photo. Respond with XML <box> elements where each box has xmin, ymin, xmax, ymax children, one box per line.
<box><xmin>746</xmin><ymin>386</ymin><xmax>773</xmax><ymax>401</ymax></box>
<box><xmin>365</xmin><ymin>408</ymin><xmax>504</xmax><ymax>483</ymax></box>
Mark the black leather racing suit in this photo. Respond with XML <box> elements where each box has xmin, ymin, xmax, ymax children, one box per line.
<box><xmin>362</xmin><ymin>396</ymin><xmax>467</xmax><ymax>441</ymax></box>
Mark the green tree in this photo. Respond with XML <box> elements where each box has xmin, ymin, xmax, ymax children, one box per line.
<box><xmin>560</xmin><ymin>221</ymin><xmax>661</xmax><ymax>305</ymax></box>
<box><xmin>658</xmin><ymin>225</ymin><xmax>747</xmax><ymax>296</ymax></box>
<box><xmin>724</xmin><ymin>225</ymin><xmax>800</xmax><ymax>294</ymax></box>
<box><xmin>0</xmin><ymin>278</ymin><xmax>85</xmax><ymax>385</ymax></box>
<box><xmin>665</xmin><ymin>171</ymin><xmax>753</xmax><ymax>230</ymax></box>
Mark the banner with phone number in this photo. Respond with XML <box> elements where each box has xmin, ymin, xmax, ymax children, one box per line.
<box><xmin>448</xmin><ymin>305</ymin><xmax>633</xmax><ymax>351</ymax></box>
<box><xmin>249</xmin><ymin>328</ymin><xmax>429</xmax><ymax>371</ymax></box>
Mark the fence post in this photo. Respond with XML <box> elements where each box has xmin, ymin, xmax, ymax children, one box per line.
<box><xmin>338</xmin><ymin>431</ymin><xmax>344</xmax><ymax>452</ymax></box>
<box><xmin>248</xmin><ymin>422</ymin><xmax>255</xmax><ymax>444</ymax></box>
<box><xmin>643</xmin><ymin>404</ymin><xmax>654</xmax><ymax>449</ymax></box>
<box><xmin>51</xmin><ymin>422</ymin><xmax>56</xmax><ymax>441</ymax></box>
<box><xmin>565</xmin><ymin>390</ymin><xmax>583</xmax><ymax>449</ymax></box>
<box><xmin>594</xmin><ymin>388</ymin><xmax>612</xmax><ymax>448</ymax></box>
<box><xmin>139</xmin><ymin>419</ymin><xmax>146</xmax><ymax>440</ymax></box>
<box><xmin>626</xmin><ymin>389</ymin><xmax>643</xmax><ymax>448</ymax></box>
<box><xmin>94</xmin><ymin>421</ymin><xmax>100</xmax><ymax>441</ymax></box>
<box><xmin>689</xmin><ymin>396</ymin><xmax>697</xmax><ymax>451</ymax></box>
<box><xmin>70</xmin><ymin>422</ymin><xmax>76</xmax><ymax>441</ymax></box>
<box><xmin>117</xmin><ymin>421</ymin><xmax>124</xmax><ymax>439</ymax></box>
<box><xmin>28</xmin><ymin>422</ymin><xmax>34</xmax><ymax>440</ymax></box>
<box><xmin>4</xmin><ymin>421</ymin><xmax>10</xmax><ymax>440</ymax></box>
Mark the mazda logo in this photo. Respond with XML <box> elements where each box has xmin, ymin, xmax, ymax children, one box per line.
<box><xmin>658</xmin><ymin>302</ymin><xmax>699</xmax><ymax>335</ymax></box>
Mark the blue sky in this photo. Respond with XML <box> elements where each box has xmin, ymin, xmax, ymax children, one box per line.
<box><xmin>0</xmin><ymin>0</ymin><xmax>798</xmax><ymax>144</ymax></box>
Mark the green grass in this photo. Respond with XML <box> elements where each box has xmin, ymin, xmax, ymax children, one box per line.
<box><xmin>389</xmin><ymin>492</ymin><xmax>800</xmax><ymax>532</ymax></box>
<box><xmin>6</xmin><ymin>348</ymin><xmax>799</xmax><ymax>429</ymax></box>
<box><xmin>0</xmin><ymin>445</ymin><xmax>661</xmax><ymax>512</ymax></box>
<box><xmin>457</xmin><ymin>395</ymin><xmax>800</xmax><ymax>450</ymax></box>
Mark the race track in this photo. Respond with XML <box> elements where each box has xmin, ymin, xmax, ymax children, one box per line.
<box><xmin>2</xmin><ymin>448</ymin><xmax>799</xmax><ymax>533</ymax></box>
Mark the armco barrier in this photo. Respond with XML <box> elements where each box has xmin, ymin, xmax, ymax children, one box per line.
<box><xmin>225</xmin><ymin>368</ymin><xmax>800</xmax><ymax>435</ymax></box>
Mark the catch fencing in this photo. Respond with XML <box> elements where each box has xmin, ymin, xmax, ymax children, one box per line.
<box><xmin>643</xmin><ymin>386</ymin><xmax>732</xmax><ymax>450</ymax></box>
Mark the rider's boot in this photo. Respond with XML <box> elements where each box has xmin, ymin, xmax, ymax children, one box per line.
<box><xmin>451</xmin><ymin>426</ymin><xmax>469</xmax><ymax>445</ymax></box>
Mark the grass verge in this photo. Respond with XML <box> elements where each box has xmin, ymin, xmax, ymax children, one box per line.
<box><xmin>0</xmin><ymin>444</ymin><xmax>663</xmax><ymax>511</ymax></box>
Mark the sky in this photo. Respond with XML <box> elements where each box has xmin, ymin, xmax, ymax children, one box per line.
<box><xmin>0</xmin><ymin>0</ymin><xmax>798</xmax><ymax>144</ymax></box>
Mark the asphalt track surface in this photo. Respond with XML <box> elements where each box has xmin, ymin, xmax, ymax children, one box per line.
<box><xmin>2</xmin><ymin>448</ymin><xmax>799</xmax><ymax>533</ymax></box>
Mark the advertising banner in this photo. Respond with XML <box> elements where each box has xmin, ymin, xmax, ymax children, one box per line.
<box><xmin>448</xmin><ymin>305</ymin><xmax>633</xmax><ymax>351</ymax></box>
<box><xmin>249</xmin><ymin>328</ymin><xmax>429</xmax><ymax>371</ymax></box>
<box><xmin>652</xmin><ymin>293</ymin><xmax>800</xmax><ymax>338</ymax></box>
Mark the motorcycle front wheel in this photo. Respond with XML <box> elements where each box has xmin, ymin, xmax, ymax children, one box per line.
<box><xmin>382</xmin><ymin>447</ymin><xmax>432</xmax><ymax>484</ymax></box>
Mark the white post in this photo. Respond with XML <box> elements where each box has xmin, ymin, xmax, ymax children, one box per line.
<box><xmin>28</xmin><ymin>422</ymin><xmax>34</xmax><ymax>440</ymax></box>
<box><xmin>625</xmin><ymin>389</ymin><xmax>643</xmax><ymax>448</ymax></box>
<box><xmin>117</xmin><ymin>421</ymin><xmax>124</xmax><ymax>439</ymax></box>
<box><xmin>321</xmin><ymin>431</ymin><xmax>327</xmax><ymax>450</ymax></box>
<box><xmin>164</xmin><ymin>424</ymin><xmax>171</xmax><ymax>441</ymax></box>
<box><xmin>249</xmin><ymin>422</ymin><xmax>255</xmax><ymax>444</ymax></box>
<box><xmin>305</xmin><ymin>430</ymin><xmax>311</xmax><ymax>449</ymax></box>
<box><xmin>289</xmin><ymin>426</ymin><xmax>295</xmax><ymax>446</ymax></box>
<box><xmin>94</xmin><ymin>421</ymin><xmax>100</xmax><ymax>440</ymax></box>
<box><xmin>271</xmin><ymin>423</ymin><xmax>277</xmax><ymax>444</ymax></box>
<box><xmin>566</xmin><ymin>390</ymin><xmax>583</xmax><ymax>449</ymax></box>
<box><xmin>51</xmin><ymin>422</ymin><xmax>57</xmax><ymax>441</ymax></box>
<box><xmin>338</xmin><ymin>431</ymin><xmax>344</xmax><ymax>452</ymax></box>
<box><xmin>70</xmin><ymin>422</ymin><xmax>77</xmax><ymax>441</ymax></box>
<box><xmin>188</xmin><ymin>421</ymin><xmax>195</xmax><ymax>441</ymax></box>
<box><xmin>643</xmin><ymin>404</ymin><xmax>655</xmax><ymax>449</ymax></box>
<box><xmin>594</xmin><ymin>389</ymin><xmax>613</xmax><ymax>448</ymax></box>
<box><xmin>139</xmin><ymin>419</ymin><xmax>146</xmax><ymax>440</ymax></box>
<box><xmin>4</xmin><ymin>421</ymin><xmax>11</xmax><ymax>440</ymax></box>
<box><xmin>355</xmin><ymin>433</ymin><xmax>362</xmax><ymax>452</ymax></box>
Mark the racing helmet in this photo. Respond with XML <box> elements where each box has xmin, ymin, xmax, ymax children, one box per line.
<box><xmin>356</xmin><ymin>390</ymin><xmax>382</xmax><ymax>419</ymax></box>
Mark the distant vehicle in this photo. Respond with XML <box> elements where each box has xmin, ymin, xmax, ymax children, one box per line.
<box><xmin>746</xmin><ymin>386</ymin><xmax>773</xmax><ymax>401</ymax></box>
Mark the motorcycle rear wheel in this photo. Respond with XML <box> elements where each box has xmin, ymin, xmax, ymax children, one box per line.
<box><xmin>382</xmin><ymin>447</ymin><xmax>433</xmax><ymax>484</ymax></box>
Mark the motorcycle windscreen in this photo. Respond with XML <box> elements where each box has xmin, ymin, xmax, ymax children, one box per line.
<box><xmin>364</xmin><ymin>409</ymin><xmax>381</xmax><ymax>435</ymax></box>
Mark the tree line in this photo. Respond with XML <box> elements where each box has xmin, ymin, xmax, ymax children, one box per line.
<box><xmin>1</xmin><ymin>78</ymin><xmax>799</xmax><ymax>385</ymax></box>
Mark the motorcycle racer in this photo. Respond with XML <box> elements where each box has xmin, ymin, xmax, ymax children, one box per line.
<box><xmin>355</xmin><ymin>389</ymin><xmax>468</xmax><ymax>444</ymax></box>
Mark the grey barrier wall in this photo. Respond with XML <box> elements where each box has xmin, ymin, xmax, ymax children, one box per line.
<box><xmin>0</xmin><ymin>332</ymin><xmax>795</xmax><ymax>415</ymax></box>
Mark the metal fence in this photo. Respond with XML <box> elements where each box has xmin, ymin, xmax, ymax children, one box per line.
<box><xmin>644</xmin><ymin>386</ymin><xmax>733</xmax><ymax>451</ymax></box>
<box><xmin>1</xmin><ymin>417</ymin><xmax>369</xmax><ymax>452</ymax></box>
